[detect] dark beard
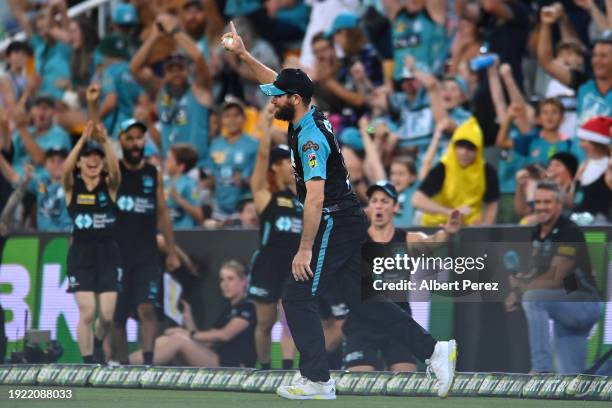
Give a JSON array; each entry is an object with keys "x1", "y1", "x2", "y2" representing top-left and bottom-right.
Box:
[
  {"x1": 122, "y1": 146, "x2": 144, "y2": 165},
  {"x1": 274, "y1": 103, "x2": 295, "y2": 121}
]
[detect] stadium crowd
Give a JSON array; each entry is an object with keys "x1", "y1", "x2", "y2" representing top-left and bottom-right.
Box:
[{"x1": 0, "y1": 0, "x2": 610, "y2": 376}]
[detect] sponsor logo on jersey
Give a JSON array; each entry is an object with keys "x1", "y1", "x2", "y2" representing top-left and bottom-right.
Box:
[
  {"x1": 76, "y1": 194, "x2": 96, "y2": 205},
  {"x1": 308, "y1": 153, "x2": 317, "y2": 168},
  {"x1": 302, "y1": 140, "x2": 319, "y2": 152},
  {"x1": 276, "y1": 197, "x2": 294, "y2": 208}
]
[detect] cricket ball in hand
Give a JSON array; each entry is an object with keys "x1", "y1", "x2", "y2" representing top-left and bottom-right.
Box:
[{"x1": 223, "y1": 37, "x2": 235, "y2": 49}]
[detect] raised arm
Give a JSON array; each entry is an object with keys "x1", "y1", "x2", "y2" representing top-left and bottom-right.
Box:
[
  {"x1": 62, "y1": 122, "x2": 93, "y2": 200},
  {"x1": 358, "y1": 118, "x2": 386, "y2": 183},
  {"x1": 575, "y1": 0, "x2": 610, "y2": 32},
  {"x1": 94, "y1": 124, "x2": 121, "y2": 198},
  {"x1": 381, "y1": 0, "x2": 403, "y2": 20},
  {"x1": 251, "y1": 104, "x2": 274, "y2": 214},
  {"x1": 426, "y1": 0, "x2": 446, "y2": 26},
  {"x1": 499, "y1": 64, "x2": 533, "y2": 133},
  {"x1": 487, "y1": 60, "x2": 507, "y2": 124},
  {"x1": 418, "y1": 120, "x2": 449, "y2": 181},
  {"x1": 14, "y1": 108, "x2": 46, "y2": 166},
  {"x1": 222, "y1": 21, "x2": 278, "y2": 84},
  {"x1": 130, "y1": 22, "x2": 164, "y2": 95},
  {"x1": 495, "y1": 105, "x2": 516, "y2": 149},
  {"x1": 86, "y1": 84, "x2": 101, "y2": 124},
  {"x1": 538, "y1": 6, "x2": 572, "y2": 86},
  {"x1": 8, "y1": 0, "x2": 33, "y2": 38}
]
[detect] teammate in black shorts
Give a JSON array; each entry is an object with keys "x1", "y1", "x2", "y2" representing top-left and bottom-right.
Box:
[
  {"x1": 248, "y1": 103, "x2": 301, "y2": 370},
  {"x1": 111, "y1": 118, "x2": 181, "y2": 365},
  {"x1": 343, "y1": 181, "x2": 461, "y2": 372},
  {"x1": 62, "y1": 119, "x2": 121, "y2": 364},
  {"x1": 223, "y1": 23, "x2": 457, "y2": 399}
]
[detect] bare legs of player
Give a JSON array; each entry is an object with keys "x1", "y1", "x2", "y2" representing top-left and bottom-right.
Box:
[
  {"x1": 137, "y1": 303, "x2": 158, "y2": 363},
  {"x1": 75, "y1": 292, "x2": 96, "y2": 358},
  {"x1": 254, "y1": 302, "x2": 276, "y2": 368}
]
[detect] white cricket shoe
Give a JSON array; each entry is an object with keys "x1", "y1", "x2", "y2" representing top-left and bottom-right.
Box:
[
  {"x1": 276, "y1": 377, "x2": 336, "y2": 400},
  {"x1": 426, "y1": 339, "x2": 457, "y2": 398}
]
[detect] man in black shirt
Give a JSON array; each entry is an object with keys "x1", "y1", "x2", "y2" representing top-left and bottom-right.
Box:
[
  {"x1": 505, "y1": 180, "x2": 602, "y2": 374},
  {"x1": 111, "y1": 118, "x2": 180, "y2": 366}
]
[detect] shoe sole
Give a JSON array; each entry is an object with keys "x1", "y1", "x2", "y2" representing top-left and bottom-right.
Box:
[
  {"x1": 276, "y1": 390, "x2": 336, "y2": 400},
  {"x1": 439, "y1": 339, "x2": 458, "y2": 399}
]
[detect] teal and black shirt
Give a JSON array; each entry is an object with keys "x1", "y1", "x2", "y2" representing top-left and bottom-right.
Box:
[
  {"x1": 258, "y1": 189, "x2": 302, "y2": 251},
  {"x1": 288, "y1": 107, "x2": 359, "y2": 214}
]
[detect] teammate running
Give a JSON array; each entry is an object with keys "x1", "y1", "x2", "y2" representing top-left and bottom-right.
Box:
[
  {"x1": 344, "y1": 181, "x2": 461, "y2": 372},
  {"x1": 111, "y1": 117, "x2": 181, "y2": 365},
  {"x1": 223, "y1": 23, "x2": 457, "y2": 400},
  {"x1": 63, "y1": 120, "x2": 121, "y2": 364},
  {"x1": 248, "y1": 103, "x2": 300, "y2": 370}
]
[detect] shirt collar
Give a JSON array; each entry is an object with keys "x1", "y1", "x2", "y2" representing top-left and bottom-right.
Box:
[{"x1": 295, "y1": 107, "x2": 315, "y2": 130}]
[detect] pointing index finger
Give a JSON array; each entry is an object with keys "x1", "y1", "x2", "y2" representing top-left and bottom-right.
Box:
[{"x1": 229, "y1": 21, "x2": 237, "y2": 35}]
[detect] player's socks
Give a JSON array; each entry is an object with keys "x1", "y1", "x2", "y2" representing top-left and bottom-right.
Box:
[
  {"x1": 93, "y1": 337, "x2": 105, "y2": 364},
  {"x1": 260, "y1": 362, "x2": 271, "y2": 370},
  {"x1": 282, "y1": 359, "x2": 294, "y2": 370},
  {"x1": 94, "y1": 336, "x2": 103, "y2": 350},
  {"x1": 326, "y1": 349, "x2": 342, "y2": 370},
  {"x1": 83, "y1": 355, "x2": 94, "y2": 364},
  {"x1": 143, "y1": 351, "x2": 154, "y2": 365}
]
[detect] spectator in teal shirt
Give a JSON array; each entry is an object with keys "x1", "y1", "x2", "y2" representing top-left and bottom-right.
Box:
[
  {"x1": 390, "y1": 157, "x2": 419, "y2": 228},
  {"x1": 98, "y1": 34, "x2": 146, "y2": 138},
  {"x1": 29, "y1": 5, "x2": 72, "y2": 100},
  {"x1": 130, "y1": 15, "x2": 213, "y2": 168},
  {"x1": 164, "y1": 144, "x2": 203, "y2": 229},
  {"x1": 385, "y1": 0, "x2": 447, "y2": 79},
  {"x1": 11, "y1": 96, "x2": 72, "y2": 176},
  {"x1": 209, "y1": 99, "x2": 259, "y2": 216},
  {"x1": 512, "y1": 98, "x2": 583, "y2": 165}
]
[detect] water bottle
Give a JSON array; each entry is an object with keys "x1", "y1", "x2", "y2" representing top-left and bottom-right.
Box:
[{"x1": 469, "y1": 54, "x2": 498, "y2": 71}]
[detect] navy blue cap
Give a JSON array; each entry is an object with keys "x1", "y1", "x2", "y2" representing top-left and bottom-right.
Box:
[
  {"x1": 367, "y1": 180, "x2": 398, "y2": 202},
  {"x1": 80, "y1": 140, "x2": 105, "y2": 157},
  {"x1": 260, "y1": 68, "x2": 314, "y2": 98},
  {"x1": 269, "y1": 144, "x2": 291, "y2": 168}
]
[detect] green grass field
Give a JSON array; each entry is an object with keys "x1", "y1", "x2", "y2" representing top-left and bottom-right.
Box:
[{"x1": 0, "y1": 386, "x2": 608, "y2": 408}]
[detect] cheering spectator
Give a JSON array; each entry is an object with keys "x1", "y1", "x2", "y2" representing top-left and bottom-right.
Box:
[
  {"x1": 447, "y1": 5, "x2": 482, "y2": 76},
  {"x1": 129, "y1": 260, "x2": 256, "y2": 367},
  {"x1": 180, "y1": 0, "x2": 224, "y2": 62},
  {"x1": 310, "y1": 32, "x2": 343, "y2": 113},
  {"x1": 389, "y1": 156, "x2": 419, "y2": 228},
  {"x1": 97, "y1": 34, "x2": 147, "y2": 138},
  {"x1": 538, "y1": 6, "x2": 612, "y2": 130},
  {"x1": 130, "y1": 13, "x2": 213, "y2": 165},
  {"x1": 0, "y1": 41, "x2": 34, "y2": 113},
  {"x1": 108, "y1": 2, "x2": 141, "y2": 57},
  {"x1": 320, "y1": 13, "x2": 383, "y2": 133},
  {"x1": 66, "y1": 17, "x2": 99, "y2": 101},
  {"x1": 505, "y1": 180, "x2": 602, "y2": 374},
  {"x1": 514, "y1": 163, "x2": 548, "y2": 225},
  {"x1": 164, "y1": 144, "x2": 203, "y2": 229},
  {"x1": 11, "y1": 96, "x2": 71, "y2": 174},
  {"x1": 235, "y1": 197, "x2": 259, "y2": 229},
  {"x1": 11, "y1": 0, "x2": 72, "y2": 101},
  {"x1": 384, "y1": 0, "x2": 446, "y2": 79},
  {"x1": 209, "y1": 98, "x2": 259, "y2": 218},
  {"x1": 412, "y1": 117, "x2": 499, "y2": 226},
  {"x1": 574, "y1": 116, "x2": 612, "y2": 220}
]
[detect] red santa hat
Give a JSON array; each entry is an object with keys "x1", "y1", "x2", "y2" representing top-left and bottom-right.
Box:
[{"x1": 577, "y1": 116, "x2": 612, "y2": 145}]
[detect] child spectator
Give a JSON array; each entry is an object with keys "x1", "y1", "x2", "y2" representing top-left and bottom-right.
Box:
[
  {"x1": 209, "y1": 98, "x2": 259, "y2": 218},
  {"x1": 164, "y1": 143, "x2": 203, "y2": 229},
  {"x1": 389, "y1": 156, "x2": 419, "y2": 228},
  {"x1": 0, "y1": 41, "x2": 34, "y2": 113},
  {"x1": 11, "y1": 96, "x2": 72, "y2": 175}
]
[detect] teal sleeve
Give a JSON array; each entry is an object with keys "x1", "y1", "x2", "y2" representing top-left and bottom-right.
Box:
[{"x1": 300, "y1": 132, "x2": 330, "y2": 181}]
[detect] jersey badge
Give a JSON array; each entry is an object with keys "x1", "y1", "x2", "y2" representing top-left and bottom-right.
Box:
[
  {"x1": 76, "y1": 194, "x2": 96, "y2": 205},
  {"x1": 302, "y1": 140, "x2": 319, "y2": 152},
  {"x1": 308, "y1": 153, "x2": 317, "y2": 168}
]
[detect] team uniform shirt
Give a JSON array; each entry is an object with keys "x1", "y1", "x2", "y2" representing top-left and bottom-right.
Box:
[
  {"x1": 164, "y1": 174, "x2": 200, "y2": 229},
  {"x1": 570, "y1": 70, "x2": 612, "y2": 129},
  {"x1": 391, "y1": 9, "x2": 447, "y2": 79},
  {"x1": 513, "y1": 128, "x2": 583, "y2": 165},
  {"x1": 288, "y1": 107, "x2": 360, "y2": 213},
  {"x1": 28, "y1": 171, "x2": 71, "y2": 232},
  {"x1": 388, "y1": 90, "x2": 434, "y2": 147},
  {"x1": 157, "y1": 85, "x2": 210, "y2": 167},
  {"x1": 213, "y1": 298, "x2": 257, "y2": 367},
  {"x1": 30, "y1": 34, "x2": 71, "y2": 100},
  {"x1": 530, "y1": 216, "x2": 598, "y2": 295},
  {"x1": 66, "y1": 173, "x2": 121, "y2": 294},
  {"x1": 497, "y1": 127, "x2": 529, "y2": 194},
  {"x1": 100, "y1": 61, "x2": 146, "y2": 137},
  {"x1": 115, "y1": 162, "x2": 158, "y2": 261},
  {"x1": 11, "y1": 125, "x2": 72, "y2": 175},
  {"x1": 394, "y1": 183, "x2": 418, "y2": 228},
  {"x1": 209, "y1": 135, "x2": 259, "y2": 214},
  {"x1": 248, "y1": 189, "x2": 303, "y2": 302}
]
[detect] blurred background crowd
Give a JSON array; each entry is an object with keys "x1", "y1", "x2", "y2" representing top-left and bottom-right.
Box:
[{"x1": 0, "y1": 0, "x2": 610, "y2": 231}]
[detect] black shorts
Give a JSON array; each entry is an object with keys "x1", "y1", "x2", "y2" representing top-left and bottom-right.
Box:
[
  {"x1": 67, "y1": 241, "x2": 121, "y2": 293},
  {"x1": 282, "y1": 208, "x2": 368, "y2": 304},
  {"x1": 248, "y1": 247, "x2": 293, "y2": 303},
  {"x1": 113, "y1": 262, "x2": 162, "y2": 324},
  {"x1": 343, "y1": 318, "x2": 417, "y2": 368}
]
